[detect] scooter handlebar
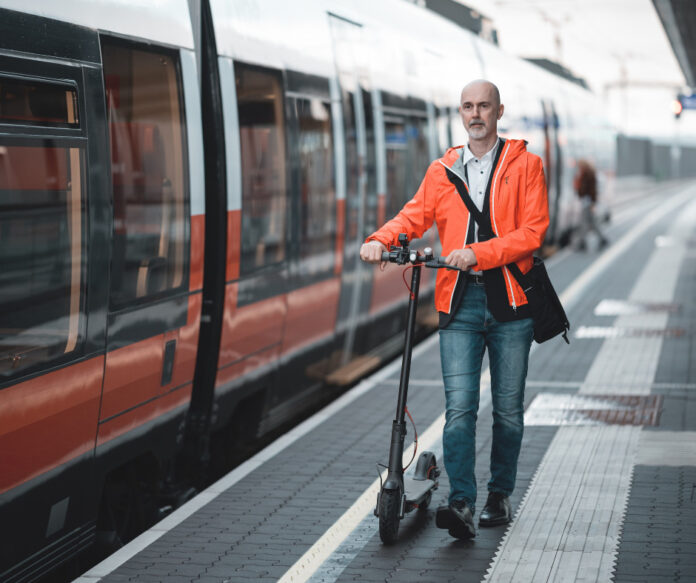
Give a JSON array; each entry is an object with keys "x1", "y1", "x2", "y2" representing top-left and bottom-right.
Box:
[{"x1": 380, "y1": 249, "x2": 463, "y2": 270}]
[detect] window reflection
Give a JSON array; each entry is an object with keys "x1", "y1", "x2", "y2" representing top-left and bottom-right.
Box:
[
  {"x1": 0, "y1": 77, "x2": 78, "y2": 127},
  {"x1": 385, "y1": 119, "x2": 407, "y2": 220},
  {"x1": 362, "y1": 89, "x2": 377, "y2": 238},
  {"x1": 102, "y1": 41, "x2": 188, "y2": 305},
  {"x1": 235, "y1": 64, "x2": 287, "y2": 275},
  {"x1": 296, "y1": 97, "x2": 335, "y2": 273},
  {"x1": 384, "y1": 111, "x2": 429, "y2": 220},
  {"x1": 0, "y1": 144, "x2": 85, "y2": 378}
]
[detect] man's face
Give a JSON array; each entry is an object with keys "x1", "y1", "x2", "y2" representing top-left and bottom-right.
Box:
[{"x1": 459, "y1": 83, "x2": 503, "y2": 141}]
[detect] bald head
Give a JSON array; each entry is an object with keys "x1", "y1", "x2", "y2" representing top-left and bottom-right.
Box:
[
  {"x1": 459, "y1": 80, "x2": 503, "y2": 155},
  {"x1": 461, "y1": 80, "x2": 501, "y2": 108}
]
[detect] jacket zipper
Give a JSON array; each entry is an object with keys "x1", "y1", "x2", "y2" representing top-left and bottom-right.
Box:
[
  {"x1": 439, "y1": 159, "x2": 470, "y2": 313},
  {"x1": 489, "y1": 143, "x2": 517, "y2": 310},
  {"x1": 503, "y1": 267, "x2": 517, "y2": 311},
  {"x1": 441, "y1": 149, "x2": 518, "y2": 311}
]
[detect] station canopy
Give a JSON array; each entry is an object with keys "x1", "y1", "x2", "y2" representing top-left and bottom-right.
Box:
[{"x1": 653, "y1": 0, "x2": 696, "y2": 88}]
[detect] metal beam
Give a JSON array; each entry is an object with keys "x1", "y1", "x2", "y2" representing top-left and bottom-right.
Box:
[{"x1": 652, "y1": 0, "x2": 694, "y2": 87}]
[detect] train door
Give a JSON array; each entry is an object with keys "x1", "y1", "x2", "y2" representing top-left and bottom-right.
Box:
[
  {"x1": 214, "y1": 58, "x2": 289, "y2": 430},
  {"x1": 0, "y1": 12, "x2": 110, "y2": 581},
  {"x1": 97, "y1": 38, "x2": 199, "y2": 469},
  {"x1": 328, "y1": 13, "x2": 378, "y2": 372},
  {"x1": 278, "y1": 70, "x2": 341, "y2": 395}
]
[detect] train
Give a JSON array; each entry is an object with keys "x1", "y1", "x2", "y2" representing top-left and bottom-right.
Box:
[{"x1": 0, "y1": 1, "x2": 615, "y2": 581}]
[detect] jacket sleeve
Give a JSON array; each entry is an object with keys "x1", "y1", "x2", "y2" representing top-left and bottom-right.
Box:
[
  {"x1": 365, "y1": 161, "x2": 438, "y2": 247},
  {"x1": 469, "y1": 155, "x2": 549, "y2": 270}
]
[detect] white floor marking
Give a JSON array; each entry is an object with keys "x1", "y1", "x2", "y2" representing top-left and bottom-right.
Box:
[
  {"x1": 75, "y1": 334, "x2": 440, "y2": 581},
  {"x1": 278, "y1": 411, "x2": 448, "y2": 583},
  {"x1": 483, "y1": 194, "x2": 696, "y2": 582}
]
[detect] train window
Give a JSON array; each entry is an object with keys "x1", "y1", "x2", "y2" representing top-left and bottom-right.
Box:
[
  {"x1": 294, "y1": 96, "x2": 335, "y2": 271},
  {"x1": 235, "y1": 64, "x2": 287, "y2": 275},
  {"x1": 0, "y1": 143, "x2": 86, "y2": 379},
  {"x1": 436, "y1": 106, "x2": 453, "y2": 154},
  {"x1": 362, "y1": 89, "x2": 378, "y2": 237},
  {"x1": 342, "y1": 91, "x2": 360, "y2": 240},
  {"x1": 384, "y1": 117, "x2": 408, "y2": 220},
  {"x1": 407, "y1": 117, "x2": 430, "y2": 195},
  {"x1": 384, "y1": 116, "x2": 429, "y2": 219},
  {"x1": 0, "y1": 77, "x2": 79, "y2": 128},
  {"x1": 102, "y1": 40, "x2": 189, "y2": 306}
]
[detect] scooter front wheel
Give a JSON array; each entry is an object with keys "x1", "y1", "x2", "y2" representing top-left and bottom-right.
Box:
[{"x1": 378, "y1": 488, "x2": 401, "y2": 544}]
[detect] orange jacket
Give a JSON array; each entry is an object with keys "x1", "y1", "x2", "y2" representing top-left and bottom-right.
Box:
[{"x1": 367, "y1": 139, "x2": 549, "y2": 314}]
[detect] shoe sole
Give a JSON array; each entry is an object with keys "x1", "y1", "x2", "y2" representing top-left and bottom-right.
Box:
[
  {"x1": 478, "y1": 515, "x2": 510, "y2": 527},
  {"x1": 436, "y1": 506, "x2": 475, "y2": 539}
]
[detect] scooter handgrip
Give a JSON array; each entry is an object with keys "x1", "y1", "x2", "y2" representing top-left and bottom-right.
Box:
[
  {"x1": 425, "y1": 257, "x2": 463, "y2": 270},
  {"x1": 381, "y1": 251, "x2": 391, "y2": 262}
]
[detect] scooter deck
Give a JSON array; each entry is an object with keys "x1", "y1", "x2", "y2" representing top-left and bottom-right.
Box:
[{"x1": 403, "y1": 476, "x2": 438, "y2": 505}]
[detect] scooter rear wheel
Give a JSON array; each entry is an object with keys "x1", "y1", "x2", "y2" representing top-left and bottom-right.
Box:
[{"x1": 378, "y1": 489, "x2": 401, "y2": 544}]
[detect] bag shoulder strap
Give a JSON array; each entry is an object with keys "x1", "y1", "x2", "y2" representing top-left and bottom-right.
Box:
[
  {"x1": 444, "y1": 165, "x2": 486, "y2": 225},
  {"x1": 444, "y1": 164, "x2": 530, "y2": 289}
]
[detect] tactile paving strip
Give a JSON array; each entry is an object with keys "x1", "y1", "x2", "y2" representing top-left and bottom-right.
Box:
[{"x1": 524, "y1": 393, "x2": 663, "y2": 427}]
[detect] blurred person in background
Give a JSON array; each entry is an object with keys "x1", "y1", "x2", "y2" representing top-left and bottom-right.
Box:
[{"x1": 573, "y1": 159, "x2": 608, "y2": 251}]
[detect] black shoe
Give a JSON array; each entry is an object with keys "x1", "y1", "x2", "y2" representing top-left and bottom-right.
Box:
[
  {"x1": 478, "y1": 492, "x2": 511, "y2": 527},
  {"x1": 436, "y1": 500, "x2": 475, "y2": 539}
]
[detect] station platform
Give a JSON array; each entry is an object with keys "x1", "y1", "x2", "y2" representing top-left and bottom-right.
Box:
[{"x1": 76, "y1": 180, "x2": 696, "y2": 583}]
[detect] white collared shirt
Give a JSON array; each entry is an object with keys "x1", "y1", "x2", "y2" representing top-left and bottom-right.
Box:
[{"x1": 462, "y1": 137, "x2": 499, "y2": 273}]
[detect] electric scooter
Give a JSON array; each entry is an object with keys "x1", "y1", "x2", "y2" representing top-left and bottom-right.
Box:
[{"x1": 374, "y1": 233, "x2": 457, "y2": 544}]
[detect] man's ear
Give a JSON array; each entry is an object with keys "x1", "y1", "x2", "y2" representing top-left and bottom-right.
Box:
[{"x1": 498, "y1": 104, "x2": 505, "y2": 120}]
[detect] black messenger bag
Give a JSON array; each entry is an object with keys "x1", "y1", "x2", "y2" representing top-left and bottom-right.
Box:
[
  {"x1": 506, "y1": 259, "x2": 570, "y2": 344},
  {"x1": 445, "y1": 167, "x2": 570, "y2": 344}
]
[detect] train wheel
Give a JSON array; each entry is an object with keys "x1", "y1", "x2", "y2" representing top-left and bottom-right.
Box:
[{"x1": 95, "y1": 461, "x2": 157, "y2": 557}]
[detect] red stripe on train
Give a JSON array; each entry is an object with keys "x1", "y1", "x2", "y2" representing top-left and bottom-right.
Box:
[
  {"x1": 0, "y1": 357, "x2": 103, "y2": 494},
  {"x1": 226, "y1": 210, "x2": 241, "y2": 282},
  {"x1": 190, "y1": 213, "x2": 205, "y2": 292},
  {"x1": 217, "y1": 283, "x2": 285, "y2": 372}
]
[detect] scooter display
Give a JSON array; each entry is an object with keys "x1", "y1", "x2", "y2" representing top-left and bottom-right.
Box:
[{"x1": 374, "y1": 234, "x2": 458, "y2": 544}]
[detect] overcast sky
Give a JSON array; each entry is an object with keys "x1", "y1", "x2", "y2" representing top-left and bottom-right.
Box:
[{"x1": 459, "y1": 0, "x2": 696, "y2": 143}]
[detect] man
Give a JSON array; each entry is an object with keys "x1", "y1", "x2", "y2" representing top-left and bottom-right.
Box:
[
  {"x1": 360, "y1": 80, "x2": 549, "y2": 540},
  {"x1": 573, "y1": 158, "x2": 608, "y2": 251}
]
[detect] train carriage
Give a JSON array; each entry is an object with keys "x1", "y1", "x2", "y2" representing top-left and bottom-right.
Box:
[{"x1": 0, "y1": 1, "x2": 614, "y2": 581}]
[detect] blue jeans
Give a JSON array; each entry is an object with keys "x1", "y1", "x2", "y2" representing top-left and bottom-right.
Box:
[{"x1": 439, "y1": 280, "x2": 534, "y2": 512}]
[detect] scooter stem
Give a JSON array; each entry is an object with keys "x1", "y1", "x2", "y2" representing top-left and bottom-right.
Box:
[
  {"x1": 395, "y1": 264, "x2": 421, "y2": 422},
  {"x1": 385, "y1": 264, "x2": 421, "y2": 485}
]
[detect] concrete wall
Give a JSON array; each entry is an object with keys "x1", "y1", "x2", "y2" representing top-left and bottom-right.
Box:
[
  {"x1": 679, "y1": 146, "x2": 696, "y2": 178},
  {"x1": 617, "y1": 135, "x2": 652, "y2": 177},
  {"x1": 651, "y1": 144, "x2": 672, "y2": 180},
  {"x1": 617, "y1": 134, "x2": 696, "y2": 179}
]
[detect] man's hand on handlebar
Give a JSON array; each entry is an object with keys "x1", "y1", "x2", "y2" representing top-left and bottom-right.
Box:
[
  {"x1": 360, "y1": 240, "x2": 388, "y2": 270},
  {"x1": 445, "y1": 247, "x2": 477, "y2": 271}
]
